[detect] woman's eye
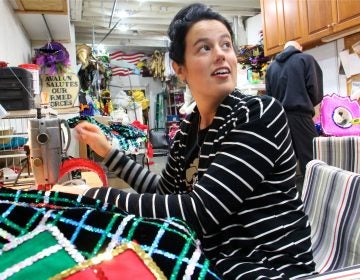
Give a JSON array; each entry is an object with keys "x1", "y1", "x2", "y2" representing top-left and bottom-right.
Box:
[
  {"x1": 222, "y1": 42, "x2": 232, "y2": 49},
  {"x1": 199, "y1": 45, "x2": 210, "y2": 52}
]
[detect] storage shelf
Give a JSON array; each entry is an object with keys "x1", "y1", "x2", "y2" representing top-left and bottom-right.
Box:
[
  {"x1": 168, "y1": 89, "x2": 184, "y2": 94},
  {"x1": 0, "y1": 153, "x2": 26, "y2": 159}
]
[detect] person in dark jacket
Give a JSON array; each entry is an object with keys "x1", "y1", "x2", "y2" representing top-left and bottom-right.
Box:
[{"x1": 265, "y1": 41, "x2": 323, "y2": 182}]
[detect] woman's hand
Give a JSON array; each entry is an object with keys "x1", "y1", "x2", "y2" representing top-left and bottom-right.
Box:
[{"x1": 74, "y1": 121, "x2": 112, "y2": 158}]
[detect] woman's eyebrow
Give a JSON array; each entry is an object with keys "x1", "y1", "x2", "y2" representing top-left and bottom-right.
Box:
[
  {"x1": 193, "y1": 37, "x2": 208, "y2": 47},
  {"x1": 193, "y1": 33, "x2": 231, "y2": 47}
]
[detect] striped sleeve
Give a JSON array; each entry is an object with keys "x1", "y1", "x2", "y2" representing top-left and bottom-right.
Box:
[
  {"x1": 84, "y1": 97, "x2": 293, "y2": 236},
  {"x1": 101, "y1": 149, "x2": 159, "y2": 193}
]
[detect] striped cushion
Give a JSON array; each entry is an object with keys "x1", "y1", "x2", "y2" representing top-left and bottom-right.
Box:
[
  {"x1": 302, "y1": 160, "x2": 360, "y2": 273},
  {"x1": 303, "y1": 264, "x2": 360, "y2": 279},
  {"x1": 313, "y1": 136, "x2": 360, "y2": 173}
]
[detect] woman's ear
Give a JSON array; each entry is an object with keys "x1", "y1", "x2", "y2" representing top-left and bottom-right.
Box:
[{"x1": 172, "y1": 61, "x2": 186, "y2": 82}]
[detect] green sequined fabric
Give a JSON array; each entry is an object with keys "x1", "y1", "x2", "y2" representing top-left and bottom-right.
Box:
[
  {"x1": 67, "y1": 116, "x2": 146, "y2": 151},
  {"x1": 0, "y1": 188, "x2": 220, "y2": 279}
]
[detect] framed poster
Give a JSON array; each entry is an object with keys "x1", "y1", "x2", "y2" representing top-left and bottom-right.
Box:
[{"x1": 40, "y1": 73, "x2": 80, "y2": 109}]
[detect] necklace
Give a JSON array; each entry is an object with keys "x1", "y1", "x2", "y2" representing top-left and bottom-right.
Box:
[{"x1": 196, "y1": 115, "x2": 202, "y2": 150}]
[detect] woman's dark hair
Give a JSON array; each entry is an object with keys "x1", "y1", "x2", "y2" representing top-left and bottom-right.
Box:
[{"x1": 168, "y1": 3, "x2": 234, "y2": 65}]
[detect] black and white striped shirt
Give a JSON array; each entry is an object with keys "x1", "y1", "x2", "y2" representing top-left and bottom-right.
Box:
[{"x1": 84, "y1": 90, "x2": 316, "y2": 279}]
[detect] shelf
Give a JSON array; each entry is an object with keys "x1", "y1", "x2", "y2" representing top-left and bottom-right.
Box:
[
  {"x1": 165, "y1": 79, "x2": 185, "y2": 127},
  {"x1": 0, "y1": 133, "x2": 27, "y2": 139},
  {"x1": 0, "y1": 153, "x2": 26, "y2": 159},
  {"x1": 168, "y1": 89, "x2": 184, "y2": 94},
  {"x1": 3, "y1": 107, "x2": 80, "y2": 119}
]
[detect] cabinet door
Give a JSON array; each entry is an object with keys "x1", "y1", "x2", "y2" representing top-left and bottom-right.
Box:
[
  {"x1": 261, "y1": 0, "x2": 284, "y2": 56},
  {"x1": 261, "y1": 0, "x2": 304, "y2": 56},
  {"x1": 333, "y1": 0, "x2": 360, "y2": 32},
  {"x1": 303, "y1": 0, "x2": 334, "y2": 41},
  {"x1": 282, "y1": 0, "x2": 304, "y2": 42}
]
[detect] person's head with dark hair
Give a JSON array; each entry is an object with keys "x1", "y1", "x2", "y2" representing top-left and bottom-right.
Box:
[
  {"x1": 168, "y1": 3, "x2": 234, "y2": 65},
  {"x1": 168, "y1": 3, "x2": 238, "y2": 116}
]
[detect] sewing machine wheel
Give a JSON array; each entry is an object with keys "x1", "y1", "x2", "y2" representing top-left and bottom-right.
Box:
[{"x1": 58, "y1": 158, "x2": 108, "y2": 187}]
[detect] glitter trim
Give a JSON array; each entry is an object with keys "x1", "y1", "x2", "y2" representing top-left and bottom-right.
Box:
[
  {"x1": 50, "y1": 242, "x2": 167, "y2": 280},
  {"x1": 1, "y1": 245, "x2": 62, "y2": 279},
  {"x1": 1, "y1": 225, "x2": 84, "y2": 263}
]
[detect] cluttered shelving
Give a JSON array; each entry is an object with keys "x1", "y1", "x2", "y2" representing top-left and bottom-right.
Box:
[
  {"x1": 165, "y1": 78, "x2": 186, "y2": 134},
  {"x1": 0, "y1": 111, "x2": 33, "y2": 188}
]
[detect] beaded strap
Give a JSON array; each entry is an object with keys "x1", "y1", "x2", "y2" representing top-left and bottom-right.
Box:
[{"x1": 67, "y1": 116, "x2": 146, "y2": 151}]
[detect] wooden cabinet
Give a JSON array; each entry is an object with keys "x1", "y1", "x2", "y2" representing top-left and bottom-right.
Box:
[
  {"x1": 333, "y1": 0, "x2": 360, "y2": 32},
  {"x1": 260, "y1": 0, "x2": 283, "y2": 56},
  {"x1": 303, "y1": 0, "x2": 360, "y2": 41},
  {"x1": 261, "y1": 0, "x2": 304, "y2": 56},
  {"x1": 261, "y1": 0, "x2": 360, "y2": 56},
  {"x1": 302, "y1": 0, "x2": 334, "y2": 41}
]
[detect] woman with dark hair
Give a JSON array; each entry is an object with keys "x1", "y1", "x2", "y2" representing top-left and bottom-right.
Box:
[{"x1": 74, "y1": 3, "x2": 316, "y2": 279}]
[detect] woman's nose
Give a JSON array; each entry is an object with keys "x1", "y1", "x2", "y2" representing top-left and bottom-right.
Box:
[{"x1": 214, "y1": 46, "x2": 225, "y2": 62}]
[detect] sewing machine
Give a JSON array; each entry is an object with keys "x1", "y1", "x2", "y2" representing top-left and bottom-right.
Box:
[
  {"x1": 28, "y1": 109, "x2": 108, "y2": 190},
  {"x1": 28, "y1": 109, "x2": 70, "y2": 190}
]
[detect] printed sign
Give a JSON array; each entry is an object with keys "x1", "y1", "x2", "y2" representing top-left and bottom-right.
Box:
[{"x1": 40, "y1": 73, "x2": 79, "y2": 108}]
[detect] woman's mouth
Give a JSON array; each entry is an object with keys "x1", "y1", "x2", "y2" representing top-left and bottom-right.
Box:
[{"x1": 212, "y1": 68, "x2": 230, "y2": 76}]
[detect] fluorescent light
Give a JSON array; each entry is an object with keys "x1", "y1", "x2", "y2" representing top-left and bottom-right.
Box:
[
  {"x1": 118, "y1": 24, "x2": 129, "y2": 32},
  {"x1": 117, "y1": 10, "x2": 129, "y2": 18},
  {"x1": 95, "y1": 44, "x2": 106, "y2": 54}
]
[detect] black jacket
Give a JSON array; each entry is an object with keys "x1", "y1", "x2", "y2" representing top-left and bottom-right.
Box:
[{"x1": 265, "y1": 46, "x2": 323, "y2": 116}]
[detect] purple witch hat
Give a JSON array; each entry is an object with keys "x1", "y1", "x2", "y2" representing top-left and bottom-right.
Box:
[{"x1": 33, "y1": 41, "x2": 71, "y2": 75}]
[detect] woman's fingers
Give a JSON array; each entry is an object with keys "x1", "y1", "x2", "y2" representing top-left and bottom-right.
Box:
[
  {"x1": 74, "y1": 121, "x2": 111, "y2": 158},
  {"x1": 75, "y1": 122, "x2": 101, "y2": 142},
  {"x1": 76, "y1": 121, "x2": 102, "y2": 133}
]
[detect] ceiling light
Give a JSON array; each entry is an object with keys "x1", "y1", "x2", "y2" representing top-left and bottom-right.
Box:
[
  {"x1": 117, "y1": 10, "x2": 129, "y2": 18},
  {"x1": 95, "y1": 44, "x2": 106, "y2": 55},
  {"x1": 118, "y1": 24, "x2": 129, "y2": 32}
]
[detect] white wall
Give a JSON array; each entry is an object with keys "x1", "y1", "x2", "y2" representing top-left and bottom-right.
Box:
[
  {"x1": 0, "y1": 1, "x2": 32, "y2": 66},
  {"x1": 305, "y1": 40, "x2": 347, "y2": 96},
  {"x1": 245, "y1": 14, "x2": 263, "y2": 45}
]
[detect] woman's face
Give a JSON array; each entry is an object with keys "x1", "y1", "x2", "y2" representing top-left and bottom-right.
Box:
[{"x1": 174, "y1": 20, "x2": 237, "y2": 102}]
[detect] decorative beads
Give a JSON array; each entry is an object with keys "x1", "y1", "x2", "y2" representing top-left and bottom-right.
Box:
[
  {"x1": 0, "y1": 189, "x2": 221, "y2": 279},
  {"x1": 106, "y1": 214, "x2": 134, "y2": 252},
  {"x1": 66, "y1": 116, "x2": 146, "y2": 151},
  {"x1": 1, "y1": 244, "x2": 62, "y2": 279},
  {"x1": 50, "y1": 242, "x2": 167, "y2": 280},
  {"x1": 0, "y1": 225, "x2": 84, "y2": 279}
]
